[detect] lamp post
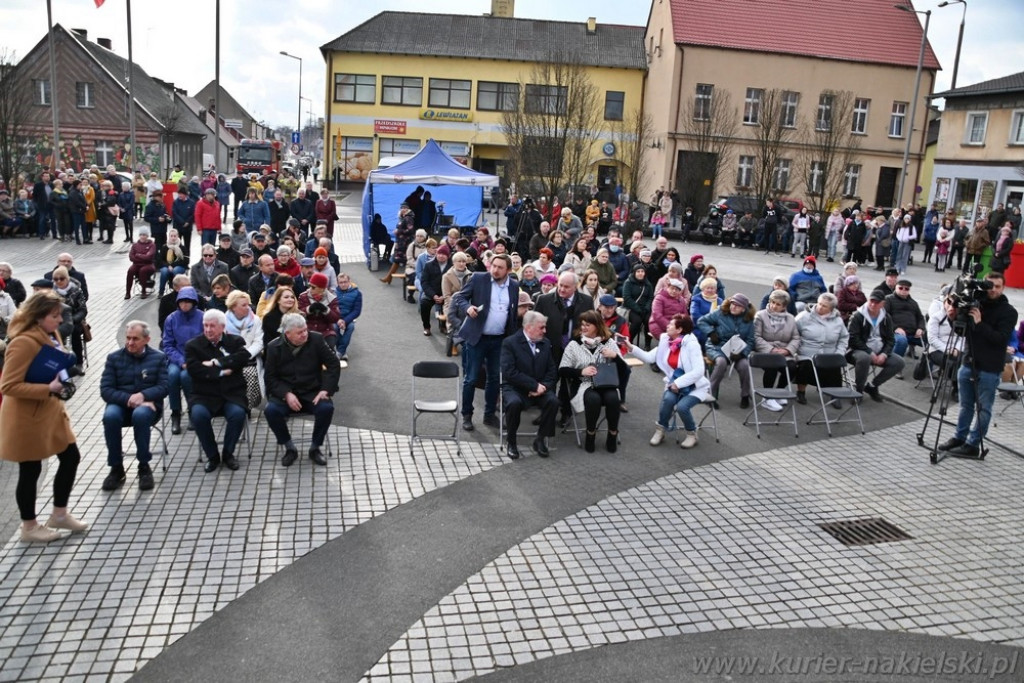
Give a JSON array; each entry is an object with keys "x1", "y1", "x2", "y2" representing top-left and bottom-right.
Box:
[
  {"x1": 279, "y1": 51, "x2": 302, "y2": 137},
  {"x1": 937, "y1": 0, "x2": 967, "y2": 89},
  {"x1": 894, "y1": 4, "x2": 930, "y2": 210}
]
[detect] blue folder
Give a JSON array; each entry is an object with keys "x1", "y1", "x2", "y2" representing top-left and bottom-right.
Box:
[{"x1": 24, "y1": 343, "x2": 77, "y2": 384}]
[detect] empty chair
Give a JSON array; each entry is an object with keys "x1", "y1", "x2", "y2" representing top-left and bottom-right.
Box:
[
  {"x1": 410, "y1": 361, "x2": 461, "y2": 456},
  {"x1": 805, "y1": 353, "x2": 865, "y2": 436},
  {"x1": 994, "y1": 354, "x2": 1024, "y2": 427},
  {"x1": 744, "y1": 353, "x2": 799, "y2": 438}
]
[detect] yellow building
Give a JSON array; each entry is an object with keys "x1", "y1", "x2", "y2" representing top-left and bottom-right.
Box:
[{"x1": 319, "y1": 12, "x2": 646, "y2": 198}]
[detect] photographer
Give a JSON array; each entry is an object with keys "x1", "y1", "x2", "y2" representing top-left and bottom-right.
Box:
[{"x1": 939, "y1": 271, "x2": 1019, "y2": 456}]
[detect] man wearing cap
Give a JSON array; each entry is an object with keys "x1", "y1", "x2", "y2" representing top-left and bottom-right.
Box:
[
  {"x1": 884, "y1": 279, "x2": 925, "y2": 360},
  {"x1": 215, "y1": 232, "x2": 239, "y2": 269},
  {"x1": 230, "y1": 248, "x2": 258, "y2": 291},
  {"x1": 171, "y1": 187, "x2": 196, "y2": 258},
  {"x1": 420, "y1": 243, "x2": 451, "y2": 336},
  {"x1": 298, "y1": 272, "x2": 341, "y2": 348},
  {"x1": 500, "y1": 310, "x2": 559, "y2": 459},
  {"x1": 846, "y1": 290, "x2": 906, "y2": 401},
  {"x1": 787, "y1": 256, "x2": 827, "y2": 312},
  {"x1": 249, "y1": 231, "x2": 273, "y2": 261},
  {"x1": 194, "y1": 187, "x2": 221, "y2": 247},
  {"x1": 169, "y1": 164, "x2": 185, "y2": 184},
  {"x1": 875, "y1": 268, "x2": 899, "y2": 298}
]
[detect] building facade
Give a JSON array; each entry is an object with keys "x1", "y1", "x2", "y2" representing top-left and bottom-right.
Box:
[
  {"x1": 642, "y1": 0, "x2": 940, "y2": 213},
  {"x1": 927, "y1": 71, "x2": 1024, "y2": 223},
  {"x1": 320, "y1": 12, "x2": 645, "y2": 198}
]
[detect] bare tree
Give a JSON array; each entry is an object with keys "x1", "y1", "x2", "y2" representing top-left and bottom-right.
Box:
[
  {"x1": 0, "y1": 49, "x2": 32, "y2": 186},
  {"x1": 501, "y1": 50, "x2": 601, "y2": 200},
  {"x1": 675, "y1": 87, "x2": 738, "y2": 208},
  {"x1": 749, "y1": 88, "x2": 796, "y2": 205},
  {"x1": 611, "y1": 107, "x2": 654, "y2": 203},
  {"x1": 796, "y1": 89, "x2": 862, "y2": 214}
]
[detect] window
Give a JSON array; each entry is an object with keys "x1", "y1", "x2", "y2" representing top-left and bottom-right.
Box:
[
  {"x1": 852, "y1": 98, "x2": 870, "y2": 134},
  {"x1": 736, "y1": 155, "x2": 754, "y2": 187},
  {"x1": 772, "y1": 159, "x2": 791, "y2": 193},
  {"x1": 381, "y1": 76, "x2": 422, "y2": 106},
  {"x1": 94, "y1": 140, "x2": 115, "y2": 167},
  {"x1": 429, "y1": 78, "x2": 471, "y2": 109},
  {"x1": 743, "y1": 88, "x2": 763, "y2": 125},
  {"x1": 816, "y1": 93, "x2": 833, "y2": 131},
  {"x1": 843, "y1": 164, "x2": 861, "y2": 197},
  {"x1": 75, "y1": 82, "x2": 94, "y2": 108},
  {"x1": 334, "y1": 74, "x2": 375, "y2": 103},
  {"x1": 964, "y1": 112, "x2": 988, "y2": 145},
  {"x1": 780, "y1": 91, "x2": 799, "y2": 128},
  {"x1": 34, "y1": 79, "x2": 51, "y2": 106},
  {"x1": 808, "y1": 161, "x2": 824, "y2": 195},
  {"x1": 604, "y1": 91, "x2": 624, "y2": 121},
  {"x1": 378, "y1": 138, "x2": 421, "y2": 157},
  {"x1": 694, "y1": 84, "x2": 713, "y2": 121},
  {"x1": 889, "y1": 102, "x2": 907, "y2": 138},
  {"x1": 477, "y1": 81, "x2": 518, "y2": 112},
  {"x1": 525, "y1": 84, "x2": 567, "y2": 116},
  {"x1": 1011, "y1": 111, "x2": 1024, "y2": 145}
]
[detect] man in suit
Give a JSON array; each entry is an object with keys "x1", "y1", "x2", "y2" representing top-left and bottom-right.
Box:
[
  {"x1": 189, "y1": 244, "x2": 230, "y2": 298},
  {"x1": 451, "y1": 253, "x2": 520, "y2": 432},
  {"x1": 248, "y1": 254, "x2": 280, "y2": 304},
  {"x1": 33, "y1": 171, "x2": 54, "y2": 239},
  {"x1": 533, "y1": 270, "x2": 594, "y2": 422},
  {"x1": 185, "y1": 309, "x2": 252, "y2": 472},
  {"x1": 500, "y1": 311, "x2": 559, "y2": 460},
  {"x1": 44, "y1": 253, "x2": 89, "y2": 300}
]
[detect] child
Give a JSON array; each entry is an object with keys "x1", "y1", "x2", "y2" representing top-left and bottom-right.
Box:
[{"x1": 650, "y1": 209, "x2": 666, "y2": 239}]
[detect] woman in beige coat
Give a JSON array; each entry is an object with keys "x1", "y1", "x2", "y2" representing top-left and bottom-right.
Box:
[{"x1": 0, "y1": 291, "x2": 87, "y2": 543}]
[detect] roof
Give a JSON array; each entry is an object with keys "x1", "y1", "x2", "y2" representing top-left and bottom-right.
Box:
[
  {"x1": 669, "y1": 0, "x2": 940, "y2": 70},
  {"x1": 179, "y1": 93, "x2": 241, "y2": 148},
  {"x1": 368, "y1": 139, "x2": 499, "y2": 186},
  {"x1": 321, "y1": 11, "x2": 647, "y2": 70},
  {"x1": 67, "y1": 26, "x2": 208, "y2": 137},
  {"x1": 932, "y1": 71, "x2": 1024, "y2": 99},
  {"x1": 195, "y1": 80, "x2": 257, "y2": 125}
]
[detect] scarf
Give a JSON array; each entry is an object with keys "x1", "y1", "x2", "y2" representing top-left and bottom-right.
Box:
[
  {"x1": 996, "y1": 234, "x2": 1010, "y2": 253},
  {"x1": 225, "y1": 309, "x2": 252, "y2": 336}
]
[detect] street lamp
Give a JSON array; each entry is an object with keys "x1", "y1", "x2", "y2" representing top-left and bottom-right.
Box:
[
  {"x1": 937, "y1": 0, "x2": 967, "y2": 89},
  {"x1": 279, "y1": 51, "x2": 302, "y2": 137},
  {"x1": 894, "y1": 4, "x2": 931, "y2": 209}
]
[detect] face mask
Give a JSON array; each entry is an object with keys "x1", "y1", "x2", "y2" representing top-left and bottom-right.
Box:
[
  {"x1": 686, "y1": 212, "x2": 692, "y2": 216},
  {"x1": 663, "y1": 259, "x2": 671, "y2": 267},
  {"x1": 803, "y1": 266, "x2": 814, "y2": 274},
  {"x1": 609, "y1": 245, "x2": 620, "y2": 253}
]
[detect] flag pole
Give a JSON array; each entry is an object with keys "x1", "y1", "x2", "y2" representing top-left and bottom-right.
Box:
[
  {"x1": 126, "y1": 0, "x2": 137, "y2": 173},
  {"x1": 215, "y1": 0, "x2": 221, "y2": 172},
  {"x1": 45, "y1": 0, "x2": 61, "y2": 171}
]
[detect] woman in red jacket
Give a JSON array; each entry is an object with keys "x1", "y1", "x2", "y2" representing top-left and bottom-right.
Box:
[
  {"x1": 315, "y1": 189, "x2": 338, "y2": 238},
  {"x1": 194, "y1": 187, "x2": 222, "y2": 246}
]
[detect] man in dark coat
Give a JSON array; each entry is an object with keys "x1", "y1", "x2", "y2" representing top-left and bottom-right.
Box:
[
  {"x1": 44, "y1": 253, "x2": 89, "y2": 301},
  {"x1": 263, "y1": 313, "x2": 341, "y2": 467},
  {"x1": 846, "y1": 290, "x2": 905, "y2": 401},
  {"x1": 230, "y1": 173, "x2": 249, "y2": 217},
  {"x1": 533, "y1": 270, "x2": 595, "y2": 422},
  {"x1": 230, "y1": 248, "x2": 259, "y2": 291},
  {"x1": 185, "y1": 309, "x2": 251, "y2": 472},
  {"x1": 500, "y1": 310, "x2": 559, "y2": 460}
]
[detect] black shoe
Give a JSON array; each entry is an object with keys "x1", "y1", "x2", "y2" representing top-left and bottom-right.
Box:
[
  {"x1": 864, "y1": 384, "x2": 882, "y2": 402},
  {"x1": 740, "y1": 396, "x2": 751, "y2": 410},
  {"x1": 948, "y1": 442, "x2": 980, "y2": 457},
  {"x1": 204, "y1": 458, "x2": 220, "y2": 473},
  {"x1": 938, "y1": 437, "x2": 964, "y2": 452},
  {"x1": 101, "y1": 467, "x2": 126, "y2": 491},
  {"x1": 531, "y1": 415, "x2": 542, "y2": 426},
  {"x1": 308, "y1": 448, "x2": 327, "y2": 466},
  {"x1": 584, "y1": 431, "x2": 596, "y2": 453},
  {"x1": 795, "y1": 391, "x2": 807, "y2": 405},
  {"x1": 533, "y1": 437, "x2": 549, "y2": 457},
  {"x1": 171, "y1": 412, "x2": 182, "y2": 435},
  {"x1": 559, "y1": 413, "x2": 573, "y2": 429},
  {"x1": 506, "y1": 442, "x2": 521, "y2": 460},
  {"x1": 281, "y1": 448, "x2": 298, "y2": 467},
  {"x1": 1000, "y1": 391, "x2": 1016, "y2": 400},
  {"x1": 482, "y1": 413, "x2": 500, "y2": 428},
  {"x1": 650, "y1": 362, "x2": 660, "y2": 373},
  {"x1": 222, "y1": 454, "x2": 239, "y2": 470},
  {"x1": 606, "y1": 433, "x2": 618, "y2": 453},
  {"x1": 138, "y1": 463, "x2": 154, "y2": 491},
  {"x1": 462, "y1": 417, "x2": 474, "y2": 432}
]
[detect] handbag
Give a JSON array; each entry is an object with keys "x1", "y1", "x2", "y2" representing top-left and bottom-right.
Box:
[
  {"x1": 592, "y1": 362, "x2": 619, "y2": 389},
  {"x1": 81, "y1": 321, "x2": 93, "y2": 343}
]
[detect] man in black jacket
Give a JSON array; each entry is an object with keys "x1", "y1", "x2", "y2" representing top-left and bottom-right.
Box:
[
  {"x1": 940, "y1": 272, "x2": 1019, "y2": 456},
  {"x1": 289, "y1": 188, "x2": 315, "y2": 236},
  {"x1": 500, "y1": 310, "x2": 559, "y2": 460},
  {"x1": 230, "y1": 173, "x2": 249, "y2": 218},
  {"x1": 846, "y1": 290, "x2": 906, "y2": 401},
  {"x1": 247, "y1": 254, "x2": 279, "y2": 304},
  {"x1": 419, "y1": 244, "x2": 450, "y2": 335},
  {"x1": 185, "y1": 309, "x2": 251, "y2": 472},
  {"x1": 884, "y1": 279, "x2": 925, "y2": 359},
  {"x1": 215, "y1": 232, "x2": 239, "y2": 270},
  {"x1": 230, "y1": 248, "x2": 258, "y2": 291},
  {"x1": 533, "y1": 271, "x2": 594, "y2": 422},
  {"x1": 44, "y1": 253, "x2": 89, "y2": 301},
  {"x1": 264, "y1": 313, "x2": 341, "y2": 467}
]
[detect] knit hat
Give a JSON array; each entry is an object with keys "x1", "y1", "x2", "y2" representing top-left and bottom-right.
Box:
[
  {"x1": 668, "y1": 278, "x2": 685, "y2": 290},
  {"x1": 639, "y1": 249, "x2": 652, "y2": 258},
  {"x1": 539, "y1": 273, "x2": 558, "y2": 285},
  {"x1": 803, "y1": 255, "x2": 816, "y2": 266},
  {"x1": 690, "y1": 254, "x2": 703, "y2": 264},
  {"x1": 309, "y1": 272, "x2": 329, "y2": 289},
  {"x1": 844, "y1": 275, "x2": 860, "y2": 287},
  {"x1": 314, "y1": 247, "x2": 328, "y2": 258},
  {"x1": 731, "y1": 293, "x2": 750, "y2": 309},
  {"x1": 436, "y1": 244, "x2": 451, "y2": 257}
]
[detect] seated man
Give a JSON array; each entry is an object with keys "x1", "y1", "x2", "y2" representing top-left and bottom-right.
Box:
[
  {"x1": 846, "y1": 290, "x2": 906, "y2": 402},
  {"x1": 185, "y1": 309, "x2": 251, "y2": 472},
  {"x1": 99, "y1": 320, "x2": 168, "y2": 492},
  {"x1": 264, "y1": 313, "x2": 341, "y2": 467},
  {"x1": 884, "y1": 278, "x2": 925, "y2": 359},
  {"x1": 44, "y1": 252, "x2": 89, "y2": 301},
  {"x1": 499, "y1": 310, "x2": 559, "y2": 460}
]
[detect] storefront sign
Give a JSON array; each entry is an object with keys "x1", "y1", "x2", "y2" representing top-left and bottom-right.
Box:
[
  {"x1": 375, "y1": 119, "x2": 407, "y2": 135},
  {"x1": 420, "y1": 109, "x2": 473, "y2": 122}
]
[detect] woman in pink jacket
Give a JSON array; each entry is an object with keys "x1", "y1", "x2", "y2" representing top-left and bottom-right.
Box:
[{"x1": 648, "y1": 278, "x2": 689, "y2": 338}]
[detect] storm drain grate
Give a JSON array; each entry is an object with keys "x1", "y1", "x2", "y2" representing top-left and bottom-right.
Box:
[{"x1": 818, "y1": 517, "x2": 914, "y2": 547}]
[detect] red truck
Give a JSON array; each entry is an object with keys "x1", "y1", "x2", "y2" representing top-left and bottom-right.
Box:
[{"x1": 236, "y1": 139, "x2": 282, "y2": 177}]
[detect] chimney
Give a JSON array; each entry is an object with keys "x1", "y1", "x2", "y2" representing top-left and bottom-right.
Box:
[
  {"x1": 586, "y1": 17, "x2": 596, "y2": 35},
  {"x1": 71, "y1": 28, "x2": 88, "y2": 41},
  {"x1": 97, "y1": 37, "x2": 112, "y2": 50}
]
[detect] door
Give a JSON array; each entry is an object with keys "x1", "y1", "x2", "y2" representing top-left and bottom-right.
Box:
[
  {"x1": 597, "y1": 165, "x2": 617, "y2": 204},
  {"x1": 1004, "y1": 185, "x2": 1024, "y2": 213},
  {"x1": 875, "y1": 167, "x2": 899, "y2": 208}
]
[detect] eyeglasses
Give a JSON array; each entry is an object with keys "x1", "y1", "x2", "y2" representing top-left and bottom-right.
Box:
[
  {"x1": 897, "y1": 286, "x2": 910, "y2": 291},
  {"x1": 203, "y1": 253, "x2": 216, "y2": 258}
]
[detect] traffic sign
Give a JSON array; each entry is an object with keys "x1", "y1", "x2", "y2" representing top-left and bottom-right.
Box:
[
  {"x1": 290, "y1": 143, "x2": 300, "y2": 154},
  {"x1": 291, "y1": 131, "x2": 301, "y2": 144}
]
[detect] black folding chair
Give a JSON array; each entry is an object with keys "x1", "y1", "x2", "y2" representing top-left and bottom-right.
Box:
[
  {"x1": 410, "y1": 361, "x2": 461, "y2": 456},
  {"x1": 805, "y1": 353, "x2": 865, "y2": 436},
  {"x1": 743, "y1": 353, "x2": 799, "y2": 438}
]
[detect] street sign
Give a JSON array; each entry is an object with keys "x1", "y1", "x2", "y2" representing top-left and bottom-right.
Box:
[
  {"x1": 224, "y1": 119, "x2": 243, "y2": 129},
  {"x1": 291, "y1": 131, "x2": 301, "y2": 144},
  {"x1": 290, "y1": 143, "x2": 300, "y2": 154}
]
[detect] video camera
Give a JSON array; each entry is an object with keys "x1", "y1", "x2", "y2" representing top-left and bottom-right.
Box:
[{"x1": 948, "y1": 265, "x2": 993, "y2": 327}]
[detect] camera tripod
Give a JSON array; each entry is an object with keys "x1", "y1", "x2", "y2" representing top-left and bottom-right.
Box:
[{"x1": 916, "y1": 316, "x2": 988, "y2": 463}]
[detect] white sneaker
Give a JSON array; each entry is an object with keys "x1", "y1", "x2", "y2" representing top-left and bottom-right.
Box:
[
  {"x1": 760, "y1": 398, "x2": 783, "y2": 412},
  {"x1": 777, "y1": 398, "x2": 788, "y2": 406}
]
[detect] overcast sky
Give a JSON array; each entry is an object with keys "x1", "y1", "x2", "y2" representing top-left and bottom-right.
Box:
[{"x1": 5, "y1": 0, "x2": 1021, "y2": 129}]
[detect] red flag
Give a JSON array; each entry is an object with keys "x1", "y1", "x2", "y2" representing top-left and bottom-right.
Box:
[{"x1": 95, "y1": 0, "x2": 105, "y2": 6}]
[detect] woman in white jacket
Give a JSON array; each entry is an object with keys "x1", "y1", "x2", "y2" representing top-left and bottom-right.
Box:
[
  {"x1": 224, "y1": 290, "x2": 265, "y2": 410},
  {"x1": 627, "y1": 313, "x2": 710, "y2": 449}
]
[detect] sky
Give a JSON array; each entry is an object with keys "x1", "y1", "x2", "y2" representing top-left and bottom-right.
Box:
[{"x1": 4, "y1": 0, "x2": 1022, "y2": 129}]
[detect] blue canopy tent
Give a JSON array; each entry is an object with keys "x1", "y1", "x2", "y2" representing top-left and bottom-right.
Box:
[{"x1": 361, "y1": 139, "x2": 499, "y2": 268}]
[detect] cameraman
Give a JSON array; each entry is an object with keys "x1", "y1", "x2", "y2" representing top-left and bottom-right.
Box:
[{"x1": 940, "y1": 271, "x2": 1018, "y2": 456}]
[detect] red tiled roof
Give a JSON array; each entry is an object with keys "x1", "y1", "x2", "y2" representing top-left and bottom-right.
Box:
[{"x1": 670, "y1": 0, "x2": 940, "y2": 70}]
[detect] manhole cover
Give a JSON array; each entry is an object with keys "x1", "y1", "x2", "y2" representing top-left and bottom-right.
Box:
[{"x1": 818, "y1": 517, "x2": 913, "y2": 547}]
